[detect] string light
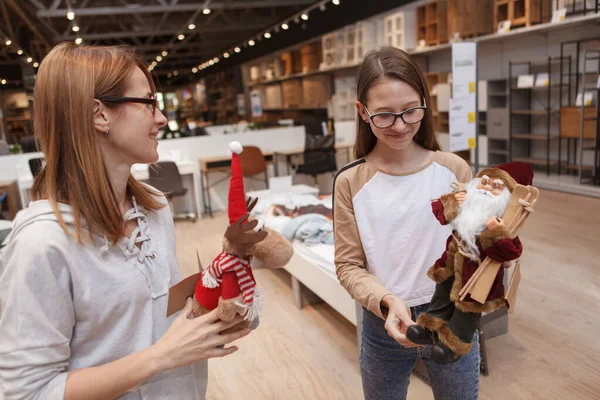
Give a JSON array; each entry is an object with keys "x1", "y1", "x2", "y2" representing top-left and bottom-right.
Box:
[
  {"x1": 248, "y1": 39, "x2": 255, "y2": 46},
  {"x1": 332, "y1": 0, "x2": 340, "y2": 4},
  {"x1": 264, "y1": 32, "x2": 271, "y2": 39},
  {"x1": 167, "y1": 72, "x2": 172, "y2": 78},
  {"x1": 156, "y1": 55, "x2": 162, "y2": 62},
  {"x1": 173, "y1": 71, "x2": 179, "y2": 76},
  {"x1": 203, "y1": 8, "x2": 211, "y2": 15},
  {"x1": 26, "y1": 57, "x2": 32, "y2": 63},
  {"x1": 5, "y1": 39, "x2": 12, "y2": 46},
  {"x1": 161, "y1": 51, "x2": 168, "y2": 57},
  {"x1": 72, "y1": 25, "x2": 80, "y2": 32},
  {"x1": 188, "y1": 24, "x2": 196, "y2": 30},
  {"x1": 223, "y1": 52, "x2": 230, "y2": 58},
  {"x1": 67, "y1": 11, "x2": 75, "y2": 20},
  {"x1": 234, "y1": 47, "x2": 241, "y2": 53},
  {"x1": 192, "y1": 67, "x2": 198, "y2": 73},
  {"x1": 17, "y1": 49, "x2": 23, "y2": 55},
  {"x1": 178, "y1": 34, "x2": 185, "y2": 40},
  {"x1": 75, "y1": 37, "x2": 83, "y2": 45},
  {"x1": 301, "y1": 13, "x2": 309, "y2": 20},
  {"x1": 33, "y1": 62, "x2": 39, "y2": 68},
  {"x1": 1, "y1": 79, "x2": 6, "y2": 85},
  {"x1": 281, "y1": 23, "x2": 289, "y2": 30}
]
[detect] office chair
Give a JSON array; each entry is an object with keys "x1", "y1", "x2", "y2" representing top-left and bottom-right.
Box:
[
  {"x1": 147, "y1": 161, "x2": 194, "y2": 220},
  {"x1": 19, "y1": 136, "x2": 38, "y2": 153},
  {"x1": 293, "y1": 133, "x2": 337, "y2": 186},
  {"x1": 29, "y1": 157, "x2": 44, "y2": 178},
  {"x1": 238, "y1": 146, "x2": 269, "y2": 189}
]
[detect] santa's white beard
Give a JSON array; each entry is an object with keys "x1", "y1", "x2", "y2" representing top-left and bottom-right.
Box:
[{"x1": 451, "y1": 178, "x2": 511, "y2": 257}]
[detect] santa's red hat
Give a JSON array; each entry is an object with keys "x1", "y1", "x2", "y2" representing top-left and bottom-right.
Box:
[
  {"x1": 228, "y1": 141, "x2": 246, "y2": 225},
  {"x1": 476, "y1": 162, "x2": 534, "y2": 191}
]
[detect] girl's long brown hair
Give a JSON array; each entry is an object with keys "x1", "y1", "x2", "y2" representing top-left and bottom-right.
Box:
[
  {"x1": 31, "y1": 42, "x2": 165, "y2": 245},
  {"x1": 354, "y1": 46, "x2": 441, "y2": 159}
]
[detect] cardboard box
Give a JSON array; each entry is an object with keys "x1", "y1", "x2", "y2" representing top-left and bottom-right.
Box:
[
  {"x1": 264, "y1": 84, "x2": 283, "y2": 109},
  {"x1": 302, "y1": 75, "x2": 332, "y2": 108},
  {"x1": 560, "y1": 106, "x2": 597, "y2": 139},
  {"x1": 300, "y1": 43, "x2": 322, "y2": 73},
  {"x1": 281, "y1": 50, "x2": 302, "y2": 75},
  {"x1": 282, "y1": 79, "x2": 303, "y2": 108}
]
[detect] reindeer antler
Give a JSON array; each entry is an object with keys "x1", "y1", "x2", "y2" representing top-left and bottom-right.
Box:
[
  {"x1": 246, "y1": 197, "x2": 258, "y2": 214},
  {"x1": 224, "y1": 212, "x2": 268, "y2": 257}
]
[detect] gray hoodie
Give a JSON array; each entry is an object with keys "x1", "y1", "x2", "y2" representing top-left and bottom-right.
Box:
[{"x1": 0, "y1": 194, "x2": 207, "y2": 399}]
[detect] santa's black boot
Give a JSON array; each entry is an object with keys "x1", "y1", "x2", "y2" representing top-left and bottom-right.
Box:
[
  {"x1": 430, "y1": 342, "x2": 460, "y2": 364},
  {"x1": 406, "y1": 325, "x2": 434, "y2": 345}
]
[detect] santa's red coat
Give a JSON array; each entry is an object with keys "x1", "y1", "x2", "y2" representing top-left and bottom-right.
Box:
[{"x1": 430, "y1": 197, "x2": 523, "y2": 312}]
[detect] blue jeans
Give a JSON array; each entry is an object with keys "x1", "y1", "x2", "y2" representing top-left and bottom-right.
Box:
[{"x1": 360, "y1": 304, "x2": 480, "y2": 400}]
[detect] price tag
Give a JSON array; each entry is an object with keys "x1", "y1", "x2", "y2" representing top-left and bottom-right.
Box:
[
  {"x1": 468, "y1": 137, "x2": 476, "y2": 149},
  {"x1": 552, "y1": 8, "x2": 567, "y2": 23},
  {"x1": 468, "y1": 112, "x2": 476, "y2": 123},
  {"x1": 469, "y1": 82, "x2": 476, "y2": 93},
  {"x1": 497, "y1": 20, "x2": 511, "y2": 34}
]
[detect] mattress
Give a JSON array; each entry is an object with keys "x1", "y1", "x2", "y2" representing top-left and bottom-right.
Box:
[{"x1": 292, "y1": 241, "x2": 337, "y2": 279}]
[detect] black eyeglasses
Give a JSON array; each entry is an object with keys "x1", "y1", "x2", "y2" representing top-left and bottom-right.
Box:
[
  {"x1": 363, "y1": 103, "x2": 427, "y2": 129},
  {"x1": 97, "y1": 96, "x2": 158, "y2": 115}
]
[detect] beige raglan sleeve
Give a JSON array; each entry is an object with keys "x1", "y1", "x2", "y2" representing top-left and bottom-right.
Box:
[{"x1": 333, "y1": 173, "x2": 393, "y2": 320}]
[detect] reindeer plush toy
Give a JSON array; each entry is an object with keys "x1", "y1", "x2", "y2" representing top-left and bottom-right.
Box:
[{"x1": 185, "y1": 142, "x2": 293, "y2": 331}]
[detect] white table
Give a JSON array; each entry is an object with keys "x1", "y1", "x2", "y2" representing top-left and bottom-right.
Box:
[{"x1": 17, "y1": 160, "x2": 202, "y2": 219}]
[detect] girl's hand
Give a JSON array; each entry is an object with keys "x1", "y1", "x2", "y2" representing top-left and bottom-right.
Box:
[
  {"x1": 382, "y1": 295, "x2": 422, "y2": 349},
  {"x1": 150, "y1": 298, "x2": 251, "y2": 373}
]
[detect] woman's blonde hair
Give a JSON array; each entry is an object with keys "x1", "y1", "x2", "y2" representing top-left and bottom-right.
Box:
[{"x1": 31, "y1": 42, "x2": 165, "y2": 245}]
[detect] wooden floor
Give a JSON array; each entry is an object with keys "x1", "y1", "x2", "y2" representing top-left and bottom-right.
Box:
[{"x1": 174, "y1": 189, "x2": 600, "y2": 400}]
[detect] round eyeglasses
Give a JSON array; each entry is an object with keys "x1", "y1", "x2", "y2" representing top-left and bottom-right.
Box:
[
  {"x1": 363, "y1": 104, "x2": 426, "y2": 129},
  {"x1": 97, "y1": 96, "x2": 158, "y2": 115}
]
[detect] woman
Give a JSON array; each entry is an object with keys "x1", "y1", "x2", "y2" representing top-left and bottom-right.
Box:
[
  {"x1": 333, "y1": 46, "x2": 478, "y2": 400},
  {"x1": 0, "y1": 43, "x2": 249, "y2": 399}
]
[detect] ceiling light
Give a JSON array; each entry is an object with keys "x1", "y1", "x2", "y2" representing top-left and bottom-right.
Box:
[
  {"x1": 33, "y1": 62, "x2": 39, "y2": 68},
  {"x1": 173, "y1": 71, "x2": 179, "y2": 76},
  {"x1": 234, "y1": 47, "x2": 241, "y2": 53},
  {"x1": 203, "y1": 8, "x2": 211, "y2": 15},
  {"x1": 72, "y1": 25, "x2": 80, "y2": 32},
  {"x1": 248, "y1": 39, "x2": 255, "y2": 46},
  {"x1": 264, "y1": 32, "x2": 271, "y2": 39},
  {"x1": 75, "y1": 37, "x2": 83, "y2": 45},
  {"x1": 301, "y1": 13, "x2": 309, "y2": 20},
  {"x1": 281, "y1": 23, "x2": 289, "y2": 30},
  {"x1": 26, "y1": 57, "x2": 32, "y2": 63},
  {"x1": 333, "y1": 0, "x2": 340, "y2": 4},
  {"x1": 17, "y1": 49, "x2": 23, "y2": 55},
  {"x1": 223, "y1": 52, "x2": 230, "y2": 58},
  {"x1": 178, "y1": 34, "x2": 185, "y2": 40},
  {"x1": 167, "y1": 73, "x2": 172, "y2": 78},
  {"x1": 213, "y1": 57, "x2": 218, "y2": 62},
  {"x1": 67, "y1": 11, "x2": 75, "y2": 20},
  {"x1": 1, "y1": 79, "x2": 6, "y2": 85},
  {"x1": 188, "y1": 24, "x2": 196, "y2": 30},
  {"x1": 5, "y1": 39, "x2": 11, "y2": 46},
  {"x1": 209, "y1": 60, "x2": 214, "y2": 65},
  {"x1": 192, "y1": 67, "x2": 198, "y2": 73},
  {"x1": 156, "y1": 56, "x2": 162, "y2": 61},
  {"x1": 161, "y1": 51, "x2": 168, "y2": 57}
]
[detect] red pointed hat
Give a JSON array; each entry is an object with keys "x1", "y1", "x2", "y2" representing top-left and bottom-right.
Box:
[
  {"x1": 476, "y1": 162, "x2": 534, "y2": 191},
  {"x1": 228, "y1": 141, "x2": 246, "y2": 225}
]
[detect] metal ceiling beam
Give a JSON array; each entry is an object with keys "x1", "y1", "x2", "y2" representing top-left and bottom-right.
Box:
[
  {"x1": 135, "y1": 40, "x2": 232, "y2": 52},
  {"x1": 54, "y1": 23, "x2": 267, "y2": 41},
  {"x1": 37, "y1": 0, "x2": 314, "y2": 18},
  {"x1": 6, "y1": 0, "x2": 51, "y2": 50}
]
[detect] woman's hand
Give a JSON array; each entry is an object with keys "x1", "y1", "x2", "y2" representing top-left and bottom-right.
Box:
[
  {"x1": 381, "y1": 295, "x2": 422, "y2": 348},
  {"x1": 150, "y1": 298, "x2": 251, "y2": 373}
]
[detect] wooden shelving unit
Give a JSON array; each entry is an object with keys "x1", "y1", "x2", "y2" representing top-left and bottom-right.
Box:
[
  {"x1": 424, "y1": 72, "x2": 450, "y2": 133},
  {"x1": 508, "y1": 56, "x2": 570, "y2": 175},
  {"x1": 494, "y1": 0, "x2": 552, "y2": 29},
  {"x1": 417, "y1": 0, "x2": 448, "y2": 46},
  {"x1": 447, "y1": 0, "x2": 494, "y2": 40}
]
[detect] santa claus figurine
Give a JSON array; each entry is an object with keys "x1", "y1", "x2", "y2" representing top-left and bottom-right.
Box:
[
  {"x1": 190, "y1": 142, "x2": 294, "y2": 331},
  {"x1": 406, "y1": 162, "x2": 534, "y2": 364}
]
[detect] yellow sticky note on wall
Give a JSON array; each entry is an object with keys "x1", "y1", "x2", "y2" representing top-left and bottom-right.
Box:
[
  {"x1": 469, "y1": 82, "x2": 476, "y2": 93},
  {"x1": 468, "y1": 137, "x2": 476, "y2": 149},
  {"x1": 468, "y1": 112, "x2": 476, "y2": 123}
]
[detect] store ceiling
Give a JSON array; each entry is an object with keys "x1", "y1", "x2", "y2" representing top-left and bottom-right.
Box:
[{"x1": 0, "y1": 0, "x2": 411, "y2": 89}]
